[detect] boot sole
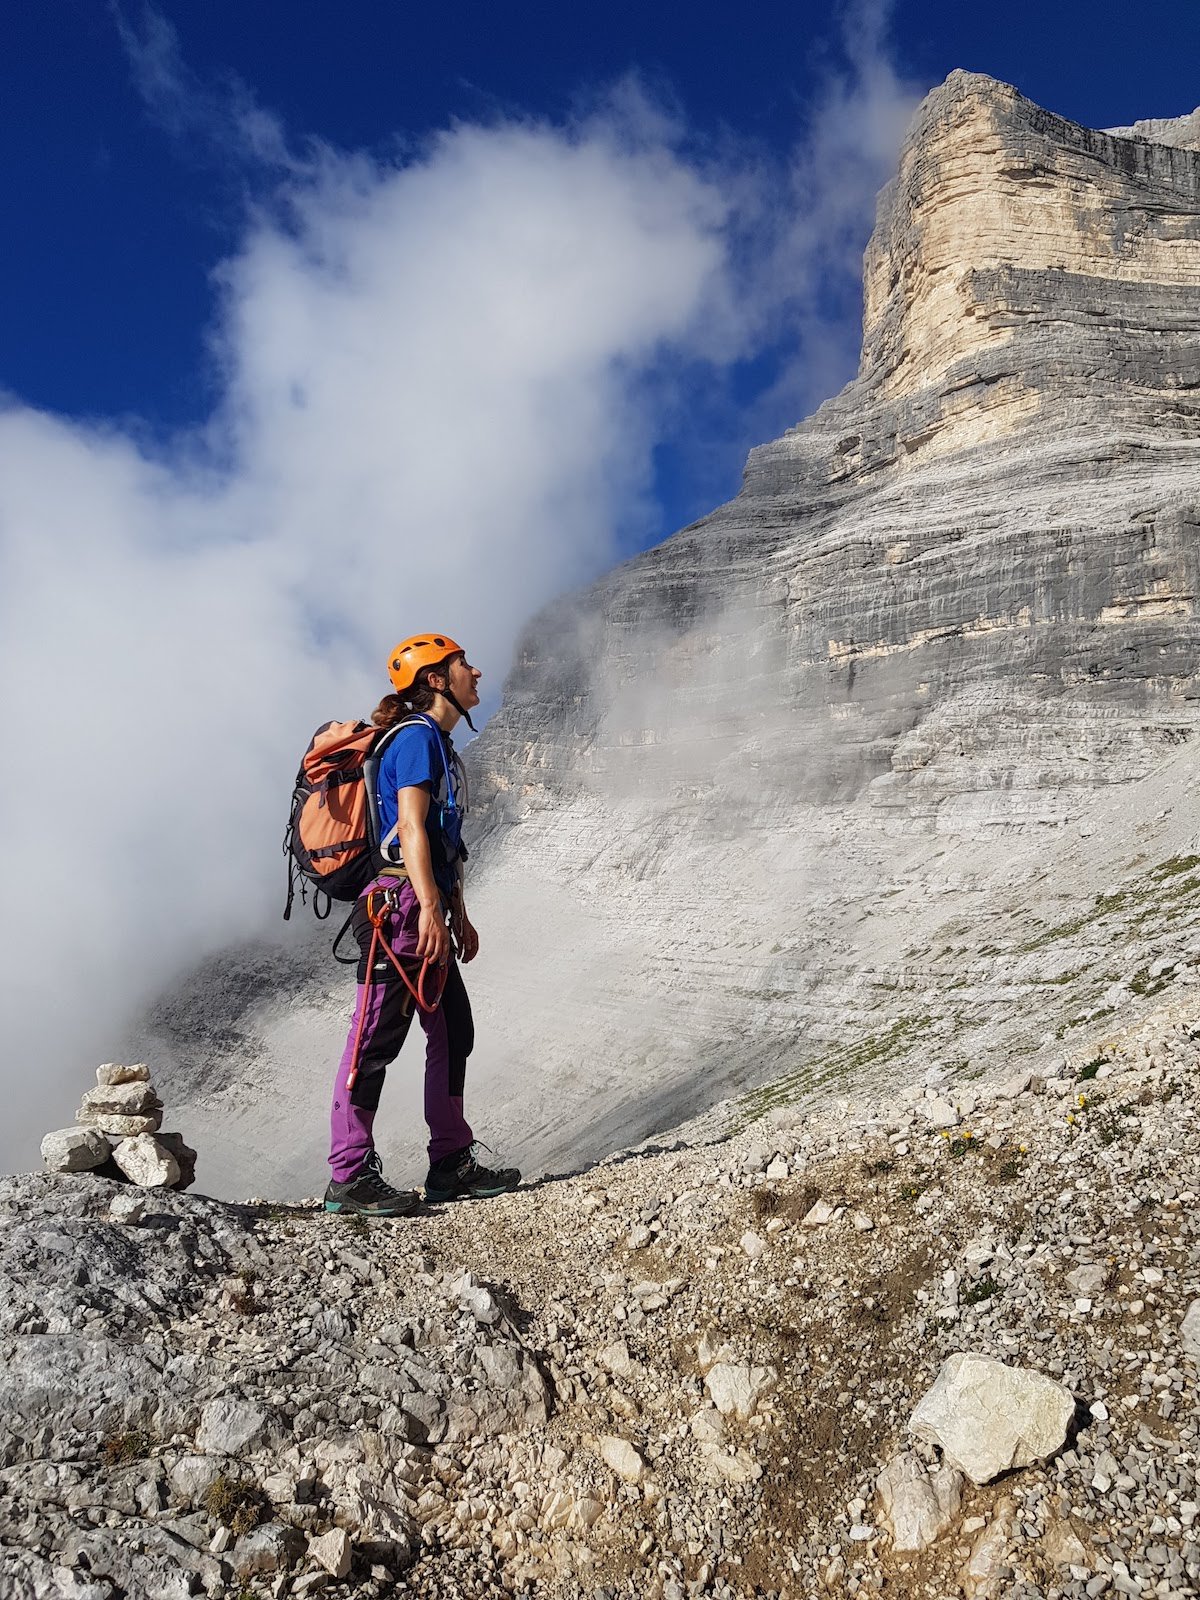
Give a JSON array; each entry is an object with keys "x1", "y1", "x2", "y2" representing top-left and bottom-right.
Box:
[
  {"x1": 324, "y1": 1198, "x2": 421, "y2": 1217},
  {"x1": 424, "y1": 1181, "x2": 520, "y2": 1203}
]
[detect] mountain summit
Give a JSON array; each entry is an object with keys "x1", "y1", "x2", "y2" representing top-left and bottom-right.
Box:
[{"x1": 149, "y1": 73, "x2": 1200, "y2": 1200}]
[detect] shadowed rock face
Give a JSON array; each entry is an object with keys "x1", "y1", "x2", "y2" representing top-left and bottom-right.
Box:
[
  {"x1": 472, "y1": 73, "x2": 1200, "y2": 835},
  {"x1": 149, "y1": 74, "x2": 1200, "y2": 1199}
]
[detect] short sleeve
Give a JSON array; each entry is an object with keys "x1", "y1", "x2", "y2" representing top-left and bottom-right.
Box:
[{"x1": 380, "y1": 723, "x2": 441, "y2": 794}]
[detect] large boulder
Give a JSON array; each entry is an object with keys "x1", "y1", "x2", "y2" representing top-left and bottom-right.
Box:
[
  {"x1": 910, "y1": 1353, "x2": 1076, "y2": 1485},
  {"x1": 40, "y1": 1127, "x2": 110, "y2": 1174}
]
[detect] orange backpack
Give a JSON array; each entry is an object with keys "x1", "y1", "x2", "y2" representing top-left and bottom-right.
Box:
[{"x1": 283, "y1": 720, "x2": 384, "y2": 920}]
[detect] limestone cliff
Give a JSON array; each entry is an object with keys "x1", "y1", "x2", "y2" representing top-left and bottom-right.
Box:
[{"x1": 148, "y1": 73, "x2": 1200, "y2": 1200}]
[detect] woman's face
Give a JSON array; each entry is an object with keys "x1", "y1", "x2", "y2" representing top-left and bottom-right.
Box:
[{"x1": 446, "y1": 653, "x2": 482, "y2": 711}]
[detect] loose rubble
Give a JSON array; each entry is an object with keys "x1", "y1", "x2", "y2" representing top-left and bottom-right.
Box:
[
  {"x1": 4, "y1": 998, "x2": 1200, "y2": 1599},
  {"x1": 40, "y1": 1061, "x2": 196, "y2": 1191}
]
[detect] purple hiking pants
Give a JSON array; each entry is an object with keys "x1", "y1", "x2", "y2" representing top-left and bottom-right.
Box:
[{"x1": 328, "y1": 879, "x2": 474, "y2": 1183}]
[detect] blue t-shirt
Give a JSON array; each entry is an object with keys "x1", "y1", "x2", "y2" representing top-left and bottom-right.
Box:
[{"x1": 376, "y1": 718, "x2": 465, "y2": 899}]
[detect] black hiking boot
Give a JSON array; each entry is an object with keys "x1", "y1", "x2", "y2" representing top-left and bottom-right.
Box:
[
  {"x1": 324, "y1": 1152, "x2": 422, "y2": 1217},
  {"x1": 424, "y1": 1143, "x2": 521, "y2": 1203}
]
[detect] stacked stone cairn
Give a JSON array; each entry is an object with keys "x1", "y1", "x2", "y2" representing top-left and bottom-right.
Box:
[{"x1": 40, "y1": 1063, "x2": 196, "y2": 1191}]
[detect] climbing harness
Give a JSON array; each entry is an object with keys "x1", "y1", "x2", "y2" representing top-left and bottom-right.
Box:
[{"x1": 345, "y1": 883, "x2": 450, "y2": 1092}]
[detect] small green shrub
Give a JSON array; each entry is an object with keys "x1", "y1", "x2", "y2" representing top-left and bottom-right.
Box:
[{"x1": 961, "y1": 1275, "x2": 1000, "y2": 1307}]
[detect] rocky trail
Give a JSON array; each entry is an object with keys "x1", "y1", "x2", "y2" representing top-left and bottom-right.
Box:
[{"x1": 4, "y1": 991, "x2": 1199, "y2": 1600}]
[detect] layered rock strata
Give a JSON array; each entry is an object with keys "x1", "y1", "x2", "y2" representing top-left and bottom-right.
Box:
[{"x1": 150, "y1": 73, "x2": 1200, "y2": 1198}]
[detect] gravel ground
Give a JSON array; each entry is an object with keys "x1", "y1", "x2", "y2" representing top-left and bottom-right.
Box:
[{"x1": 2, "y1": 997, "x2": 1198, "y2": 1600}]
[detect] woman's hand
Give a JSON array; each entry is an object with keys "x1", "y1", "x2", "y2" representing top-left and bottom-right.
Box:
[
  {"x1": 416, "y1": 901, "x2": 450, "y2": 965},
  {"x1": 452, "y1": 905, "x2": 480, "y2": 963}
]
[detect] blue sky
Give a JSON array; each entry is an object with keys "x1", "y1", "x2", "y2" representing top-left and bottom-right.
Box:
[{"x1": 6, "y1": 1, "x2": 1200, "y2": 543}]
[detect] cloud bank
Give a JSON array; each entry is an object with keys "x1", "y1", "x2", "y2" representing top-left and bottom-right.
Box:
[{"x1": 0, "y1": 8, "x2": 918, "y2": 1169}]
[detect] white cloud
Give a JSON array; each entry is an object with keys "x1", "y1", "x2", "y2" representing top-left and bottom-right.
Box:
[{"x1": 0, "y1": 6, "x2": 918, "y2": 1169}]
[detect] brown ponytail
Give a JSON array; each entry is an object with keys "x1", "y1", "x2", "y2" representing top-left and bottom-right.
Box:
[
  {"x1": 371, "y1": 664, "x2": 445, "y2": 727},
  {"x1": 370, "y1": 693, "x2": 409, "y2": 729}
]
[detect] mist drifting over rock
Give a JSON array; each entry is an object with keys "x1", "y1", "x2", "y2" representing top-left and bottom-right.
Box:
[{"x1": 137, "y1": 73, "x2": 1200, "y2": 1203}]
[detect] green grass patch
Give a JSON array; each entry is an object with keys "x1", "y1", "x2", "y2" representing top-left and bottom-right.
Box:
[{"x1": 735, "y1": 1014, "x2": 932, "y2": 1128}]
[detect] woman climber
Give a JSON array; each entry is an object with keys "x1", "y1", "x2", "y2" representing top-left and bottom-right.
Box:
[{"x1": 324, "y1": 634, "x2": 520, "y2": 1216}]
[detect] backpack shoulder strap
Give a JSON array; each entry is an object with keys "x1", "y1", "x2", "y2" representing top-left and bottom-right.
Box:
[{"x1": 365, "y1": 715, "x2": 453, "y2": 857}]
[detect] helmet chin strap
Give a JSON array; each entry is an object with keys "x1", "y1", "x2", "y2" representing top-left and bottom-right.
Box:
[{"x1": 438, "y1": 687, "x2": 476, "y2": 732}]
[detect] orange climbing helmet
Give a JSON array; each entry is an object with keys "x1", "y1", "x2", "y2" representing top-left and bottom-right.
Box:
[{"x1": 387, "y1": 633, "x2": 465, "y2": 695}]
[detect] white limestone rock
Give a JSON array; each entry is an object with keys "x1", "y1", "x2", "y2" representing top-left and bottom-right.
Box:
[
  {"x1": 596, "y1": 1435, "x2": 644, "y2": 1484},
  {"x1": 961, "y1": 1498, "x2": 1016, "y2": 1598},
  {"x1": 1065, "y1": 1263, "x2": 1106, "y2": 1298},
  {"x1": 40, "y1": 1126, "x2": 110, "y2": 1173},
  {"x1": 690, "y1": 1407, "x2": 726, "y2": 1447},
  {"x1": 910, "y1": 1353, "x2": 1076, "y2": 1484},
  {"x1": 704, "y1": 1446, "x2": 763, "y2": 1484},
  {"x1": 229, "y1": 1523, "x2": 304, "y2": 1581},
  {"x1": 308, "y1": 1528, "x2": 352, "y2": 1579},
  {"x1": 168, "y1": 1454, "x2": 227, "y2": 1510},
  {"x1": 696, "y1": 1329, "x2": 736, "y2": 1371},
  {"x1": 1181, "y1": 1299, "x2": 1200, "y2": 1362},
  {"x1": 705, "y1": 1362, "x2": 775, "y2": 1419},
  {"x1": 83, "y1": 1113, "x2": 162, "y2": 1137},
  {"x1": 107, "y1": 1192, "x2": 146, "y2": 1226},
  {"x1": 196, "y1": 1397, "x2": 274, "y2": 1455},
  {"x1": 96, "y1": 1062, "x2": 151, "y2": 1087},
  {"x1": 924, "y1": 1098, "x2": 960, "y2": 1129},
  {"x1": 78, "y1": 1082, "x2": 161, "y2": 1118},
  {"x1": 876, "y1": 1450, "x2": 964, "y2": 1552},
  {"x1": 111, "y1": 1134, "x2": 180, "y2": 1190}
]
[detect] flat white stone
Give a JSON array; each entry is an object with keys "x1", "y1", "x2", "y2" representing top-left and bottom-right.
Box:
[
  {"x1": 96, "y1": 1062, "x2": 151, "y2": 1086},
  {"x1": 308, "y1": 1528, "x2": 352, "y2": 1579},
  {"x1": 78, "y1": 1082, "x2": 159, "y2": 1117}
]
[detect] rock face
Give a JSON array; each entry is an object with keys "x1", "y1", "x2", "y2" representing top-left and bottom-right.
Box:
[
  {"x1": 909, "y1": 1352, "x2": 1077, "y2": 1484},
  {"x1": 146, "y1": 73, "x2": 1200, "y2": 1199}
]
